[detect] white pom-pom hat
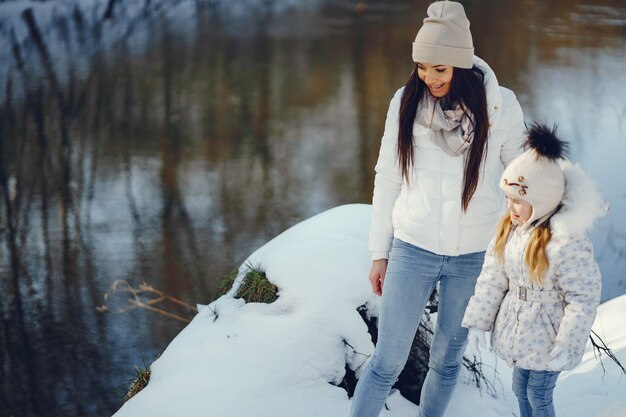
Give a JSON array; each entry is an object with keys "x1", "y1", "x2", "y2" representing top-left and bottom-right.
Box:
[{"x1": 500, "y1": 124, "x2": 568, "y2": 226}]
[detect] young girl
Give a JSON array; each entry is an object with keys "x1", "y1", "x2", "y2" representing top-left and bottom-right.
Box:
[{"x1": 462, "y1": 124, "x2": 608, "y2": 417}]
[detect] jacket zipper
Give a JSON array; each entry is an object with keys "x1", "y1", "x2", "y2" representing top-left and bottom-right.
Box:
[{"x1": 511, "y1": 229, "x2": 526, "y2": 365}]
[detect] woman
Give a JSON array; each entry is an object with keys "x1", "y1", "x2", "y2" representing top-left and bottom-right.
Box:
[{"x1": 350, "y1": 2, "x2": 526, "y2": 417}]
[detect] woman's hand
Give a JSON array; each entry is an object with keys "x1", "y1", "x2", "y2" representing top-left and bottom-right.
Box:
[{"x1": 369, "y1": 259, "x2": 388, "y2": 296}]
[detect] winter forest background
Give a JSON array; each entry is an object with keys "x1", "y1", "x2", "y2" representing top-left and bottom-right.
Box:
[{"x1": 0, "y1": 0, "x2": 625, "y2": 416}]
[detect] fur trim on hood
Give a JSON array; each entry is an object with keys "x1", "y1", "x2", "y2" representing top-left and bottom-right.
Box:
[{"x1": 551, "y1": 160, "x2": 609, "y2": 238}]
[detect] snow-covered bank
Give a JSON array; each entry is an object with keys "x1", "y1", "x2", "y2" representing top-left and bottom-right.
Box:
[{"x1": 113, "y1": 204, "x2": 626, "y2": 417}]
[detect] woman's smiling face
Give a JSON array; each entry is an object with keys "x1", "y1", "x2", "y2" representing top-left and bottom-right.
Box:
[{"x1": 417, "y1": 63, "x2": 454, "y2": 97}]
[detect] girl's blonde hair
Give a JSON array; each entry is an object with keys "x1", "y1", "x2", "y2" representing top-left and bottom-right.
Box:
[{"x1": 493, "y1": 213, "x2": 552, "y2": 284}]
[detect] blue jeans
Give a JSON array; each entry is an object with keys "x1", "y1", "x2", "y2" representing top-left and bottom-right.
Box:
[
  {"x1": 350, "y1": 238, "x2": 485, "y2": 417},
  {"x1": 512, "y1": 368, "x2": 560, "y2": 417}
]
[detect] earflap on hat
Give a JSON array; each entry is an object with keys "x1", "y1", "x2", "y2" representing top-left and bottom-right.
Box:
[{"x1": 500, "y1": 124, "x2": 569, "y2": 226}]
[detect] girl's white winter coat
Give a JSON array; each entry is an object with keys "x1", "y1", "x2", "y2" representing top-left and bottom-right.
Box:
[
  {"x1": 462, "y1": 161, "x2": 608, "y2": 371},
  {"x1": 368, "y1": 57, "x2": 526, "y2": 260}
]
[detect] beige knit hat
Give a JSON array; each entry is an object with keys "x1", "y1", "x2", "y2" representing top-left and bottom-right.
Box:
[
  {"x1": 412, "y1": 1, "x2": 474, "y2": 69},
  {"x1": 500, "y1": 124, "x2": 568, "y2": 226}
]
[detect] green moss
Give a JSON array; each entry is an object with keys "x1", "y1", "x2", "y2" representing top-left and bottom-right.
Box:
[
  {"x1": 212, "y1": 265, "x2": 278, "y2": 304},
  {"x1": 212, "y1": 268, "x2": 238, "y2": 301},
  {"x1": 237, "y1": 265, "x2": 278, "y2": 304}
]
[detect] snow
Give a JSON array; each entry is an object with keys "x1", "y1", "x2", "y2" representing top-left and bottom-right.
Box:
[{"x1": 113, "y1": 204, "x2": 626, "y2": 417}]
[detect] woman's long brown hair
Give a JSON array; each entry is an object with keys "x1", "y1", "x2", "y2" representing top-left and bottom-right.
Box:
[{"x1": 397, "y1": 64, "x2": 489, "y2": 211}]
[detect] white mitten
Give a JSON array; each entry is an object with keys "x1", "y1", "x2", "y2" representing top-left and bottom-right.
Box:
[
  {"x1": 547, "y1": 345, "x2": 569, "y2": 370},
  {"x1": 467, "y1": 327, "x2": 486, "y2": 355}
]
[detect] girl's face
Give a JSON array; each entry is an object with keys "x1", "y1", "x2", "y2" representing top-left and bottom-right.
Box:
[
  {"x1": 417, "y1": 63, "x2": 454, "y2": 97},
  {"x1": 507, "y1": 196, "x2": 533, "y2": 225}
]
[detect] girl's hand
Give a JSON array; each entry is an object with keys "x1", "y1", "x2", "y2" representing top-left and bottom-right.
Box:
[
  {"x1": 369, "y1": 259, "x2": 388, "y2": 296},
  {"x1": 547, "y1": 345, "x2": 569, "y2": 370},
  {"x1": 467, "y1": 328, "x2": 486, "y2": 355}
]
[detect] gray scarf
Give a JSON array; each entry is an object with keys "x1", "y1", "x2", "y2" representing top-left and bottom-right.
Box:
[{"x1": 415, "y1": 94, "x2": 475, "y2": 157}]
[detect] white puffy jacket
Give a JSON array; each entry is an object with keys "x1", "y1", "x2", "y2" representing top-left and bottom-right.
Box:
[
  {"x1": 369, "y1": 57, "x2": 526, "y2": 259},
  {"x1": 462, "y1": 161, "x2": 608, "y2": 371}
]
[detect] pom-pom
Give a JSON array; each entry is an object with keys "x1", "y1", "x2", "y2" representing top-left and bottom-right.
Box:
[{"x1": 525, "y1": 123, "x2": 568, "y2": 160}]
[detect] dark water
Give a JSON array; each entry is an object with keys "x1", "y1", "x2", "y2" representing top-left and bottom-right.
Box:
[{"x1": 0, "y1": 0, "x2": 625, "y2": 415}]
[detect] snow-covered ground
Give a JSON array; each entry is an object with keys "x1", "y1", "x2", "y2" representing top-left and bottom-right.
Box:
[{"x1": 113, "y1": 204, "x2": 626, "y2": 417}]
